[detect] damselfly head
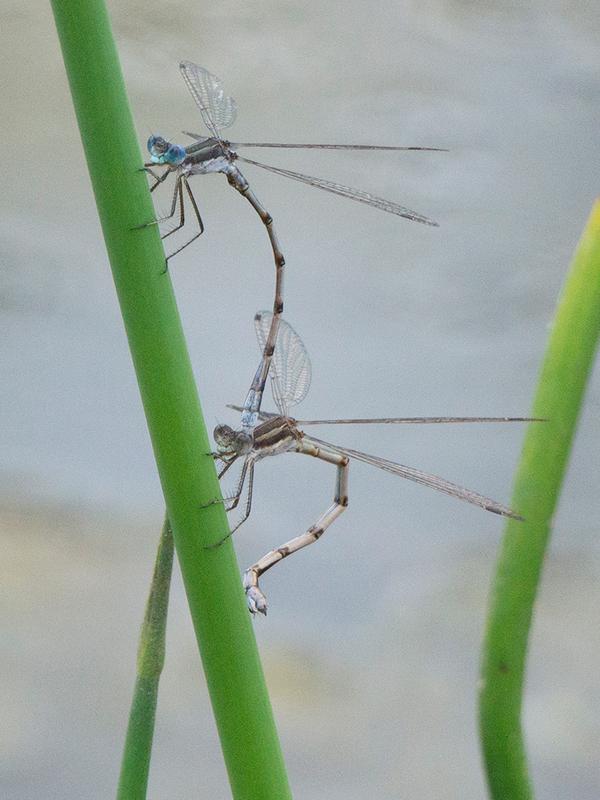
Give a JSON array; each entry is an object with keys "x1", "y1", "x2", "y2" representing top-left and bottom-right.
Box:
[
  {"x1": 147, "y1": 135, "x2": 186, "y2": 166},
  {"x1": 213, "y1": 424, "x2": 253, "y2": 456}
]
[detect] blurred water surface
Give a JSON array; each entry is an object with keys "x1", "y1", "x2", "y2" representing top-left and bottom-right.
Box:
[{"x1": 1, "y1": 1, "x2": 599, "y2": 798}]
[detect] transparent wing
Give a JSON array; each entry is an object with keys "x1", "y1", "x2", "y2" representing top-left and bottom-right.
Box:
[
  {"x1": 237, "y1": 156, "x2": 437, "y2": 226},
  {"x1": 254, "y1": 311, "x2": 312, "y2": 417},
  {"x1": 294, "y1": 416, "x2": 540, "y2": 425},
  {"x1": 232, "y1": 142, "x2": 446, "y2": 152},
  {"x1": 224, "y1": 408, "x2": 541, "y2": 426},
  {"x1": 187, "y1": 135, "x2": 446, "y2": 153},
  {"x1": 305, "y1": 434, "x2": 522, "y2": 520},
  {"x1": 179, "y1": 61, "x2": 238, "y2": 139}
]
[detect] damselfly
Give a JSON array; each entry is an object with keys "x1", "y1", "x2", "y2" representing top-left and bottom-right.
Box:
[
  {"x1": 215, "y1": 312, "x2": 537, "y2": 615},
  {"x1": 143, "y1": 62, "x2": 444, "y2": 433}
]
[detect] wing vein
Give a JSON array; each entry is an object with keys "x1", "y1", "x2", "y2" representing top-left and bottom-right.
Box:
[
  {"x1": 303, "y1": 435, "x2": 521, "y2": 519},
  {"x1": 238, "y1": 156, "x2": 438, "y2": 225}
]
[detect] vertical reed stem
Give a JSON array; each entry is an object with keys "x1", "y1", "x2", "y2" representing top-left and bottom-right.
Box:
[
  {"x1": 51, "y1": 2, "x2": 292, "y2": 797},
  {"x1": 118, "y1": 515, "x2": 173, "y2": 800},
  {"x1": 479, "y1": 202, "x2": 600, "y2": 799}
]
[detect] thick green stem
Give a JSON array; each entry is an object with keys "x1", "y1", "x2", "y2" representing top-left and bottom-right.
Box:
[
  {"x1": 479, "y1": 202, "x2": 600, "y2": 799},
  {"x1": 118, "y1": 515, "x2": 174, "y2": 800},
  {"x1": 50, "y1": 2, "x2": 292, "y2": 798}
]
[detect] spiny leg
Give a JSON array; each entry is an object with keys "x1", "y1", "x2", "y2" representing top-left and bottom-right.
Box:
[
  {"x1": 243, "y1": 443, "x2": 349, "y2": 615},
  {"x1": 201, "y1": 455, "x2": 244, "y2": 505},
  {"x1": 143, "y1": 175, "x2": 184, "y2": 273},
  {"x1": 223, "y1": 456, "x2": 253, "y2": 515},
  {"x1": 141, "y1": 164, "x2": 172, "y2": 192},
  {"x1": 229, "y1": 462, "x2": 255, "y2": 534},
  {"x1": 217, "y1": 457, "x2": 237, "y2": 481},
  {"x1": 134, "y1": 173, "x2": 182, "y2": 233},
  {"x1": 155, "y1": 175, "x2": 183, "y2": 226},
  {"x1": 164, "y1": 177, "x2": 205, "y2": 262},
  {"x1": 204, "y1": 456, "x2": 255, "y2": 549},
  {"x1": 131, "y1": 169, "x2": 178, "y2": 243},
  {"x1": 228, "y1": 169, "x2": 285, "y2": 423},
  {"x1": 137, "y1": 170, "x2": 205, "y2": 263},
  {"x1": 198, "y1": 455, "x2": 239, "y2": 510},
  {"x1": 160, "y1": 178, "x2": 185, "y2": 240}
]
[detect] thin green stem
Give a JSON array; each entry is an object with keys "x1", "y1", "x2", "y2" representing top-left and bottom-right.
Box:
[
  {"x1": 50, "y1": 2, "x2": 292, "y2": 798},
  {"x1": 479, "y1": 201, "x2": 600, "y2": 799},
  {"x1": 117, "y1": 515, "x2": 174, "y2": 800}
]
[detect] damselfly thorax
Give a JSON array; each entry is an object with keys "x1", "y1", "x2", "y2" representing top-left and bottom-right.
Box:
[{"x1": 252, "y1": 415, "x2": 304, "y2": 455}]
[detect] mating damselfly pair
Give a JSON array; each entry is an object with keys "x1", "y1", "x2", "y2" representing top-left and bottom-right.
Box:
[{"x1": 144, "y1": 63, "x2": 535, "y2": 614}]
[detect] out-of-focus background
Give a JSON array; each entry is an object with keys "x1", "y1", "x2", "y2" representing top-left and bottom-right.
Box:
[{"x1": 2, "y1": 1, "x2": 599, "y2": 797}]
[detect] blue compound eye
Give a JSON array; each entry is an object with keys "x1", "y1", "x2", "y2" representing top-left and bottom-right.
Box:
[
  {"x1": 147, "y1": 135, "x2": 178, "y2": 164},
  {"x1": 165, "y1": 144, "x2": 186, "y2": 165}
]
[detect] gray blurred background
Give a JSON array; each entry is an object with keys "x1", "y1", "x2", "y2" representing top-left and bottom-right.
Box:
[{"x1": 2, "y1": 1, "x2": 599, "y2": 798}]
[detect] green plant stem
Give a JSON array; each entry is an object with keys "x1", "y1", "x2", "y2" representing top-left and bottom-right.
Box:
[
  {"x1": 51, "y1": 2, "x2": 292, "y2": 798},
  {"x1": 118, "y1": 515, "x2": 174, "y2": 800},
  {"x1": 479, "y1": 201, "x2": 600, "y2": 800}
]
